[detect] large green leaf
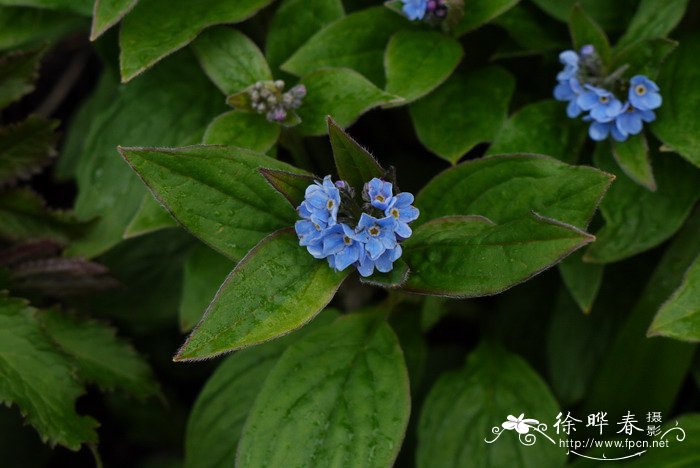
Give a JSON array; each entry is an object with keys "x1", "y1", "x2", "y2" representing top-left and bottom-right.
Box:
[
  {"x1": 119, "y1": 0, "x2": 274, "y2": 82},
  {"x1": 329, "y1": 116, "x2": 383, "y2": 190},
  {"x1": 410, "y1": 67, "x2": 515, "y2": 163},
  {"x1": 184, "y1": 310, "x2": 338, "y2": 468},
  {"x1": 416, "y1": 154, "x2": 613, "y2": 229},
  {"x1": 584, "y1": 147, "x2": 700, "y2": 263},
  {"x1": 281, "y1": 6, "x2": 409, "y2": 86},
  {"x1": 569, "y1": 3, "x2": 611, "y2": 66},
  {"x1": 0, "y1": 6, "x2": 84, "y2": 51},
  {"x1": 0, "y1": 47, "x2": 43, "y2": 109},
  {"x1": 174, "y1": 229, "x2": 348, "y2": 360},
  {"x1": 611, "y1": 134, "x2": 655, "y2": 190},
  {"x1": 67, "y1": 53, "x2": 223, "y2": 258},
  {"x1": 486, "y1": 100, "x2": 587, "y2": 163},
  {"x1": 493, "y1": 5, "x2": 567, "y2": 53},
  {"x1": 203, "y1": 111, "x2": 280, "y2": 153},
  {"x1": 616, "y1": 0, "x2": 688, "y2": 49},
  {"x1": 0, "y1": 0, "x2": 91, "y2": 15},
  {"x1": 120, "y1": 145, "x2": 305, "y2": 261},
  {"x1": 558, "y1": 250, "x2": 603, "y2": 314},
  {"x1": 0, "y1": 115, "x2": 57, "y2": 186},
  {"x1": 384, "y1": 29, "x2": 462, "y2": 104},
  {"x1": 122, "y1": 194, "x2": 176, "y2": 239},
  {"x1": 652, "y1": 33, "x2": 700, "y2": 168},
  {"x1": 90, "y1": 0, "x2": 138, "y2": 39},
  {"x1": 296, "y1": 67, "x2": 398, "y2": 136},
  {"x1": 191, "y1": 27, "x2": 271, "y2": 96},
  {"x1": 454, "y1": 0, "x2": 519, "y2": 36},
  {"x1": 611, "y1": 37, "x2": 677, "y2": 80},
  {"x1": 178, "y1": 244, "x2": 234, "y2": 332},
  {"x1": 236, "y1": 312, "x2": 410, "y2": 468},
  {"x1": 39, "y1": 310, "x2": 160, "y2": 399},
  {"x1": 582, "y1": 210, "x2": 700, "y2": 418},
  {"x1": 649, "y1": 254, "x2": 700, "y2": 342},
  {"x1": 402, "y1": 214, "x2": 593, "y2": 297},
  {"x1": 417, "y1": 343, "x2": 565, "y2": 468},
  {"x1": 265, "y1": 0, "x2": 344, "y2": 74},
  {"x1": 0, "y1": 294, "x2": 97, "y2": 450},
  {"x1": 531, "y1": 0, "x2": 638, "y2": 31}
]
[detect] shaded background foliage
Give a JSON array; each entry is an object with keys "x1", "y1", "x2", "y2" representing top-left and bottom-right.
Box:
[{"x1": 1, "y1": 0, "x2": 700, "y2": 467}]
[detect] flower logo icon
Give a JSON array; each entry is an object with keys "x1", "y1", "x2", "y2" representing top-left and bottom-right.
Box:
[{"x1": 502, "y1": 414, "x2": 540, "y2": 434}]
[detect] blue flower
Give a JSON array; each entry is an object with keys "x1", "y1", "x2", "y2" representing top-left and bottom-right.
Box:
[
  {"x1": 298, "y1": 175, "x2": 340, "y2": 227},
  {"x1": 615, "y1": 103, "x2": 656, "y2": 137},
  {"x1": 357, "y1": 245, "x2": 403, "y2": 277},
  {"x1": 554, "y1": 78, "x2": 584, "y2": 118},
  {"x1": 586, "y1": 118, "x2": 627, "y2": 142},
  {"x1": 294, "y1": 220, "x2": 326, "y2": 258},
  {"x1": 321, "y1": 224, "x2": 364, "y2": 271},
  {"x1": 577, "y1": 85, "x2": 623, "y2": 123},
  {"x1": 556, "y1": 50, "x2": 579, "y2": 81},
  {"x1": 628, "y1": 75, "x2": 662, "y2": 111},
  {"x1": 366, "y1": 178, "x2": 394, "y2": 210},
  {"x1": 355, "y1": 213, "x2": 398, "y2": 260},
  {"x1": 401, "y1": 0, "x2": 428, "y2": 20},
  {"x1": 386, "y1": 192, "x2": 419, "y2": 239}
]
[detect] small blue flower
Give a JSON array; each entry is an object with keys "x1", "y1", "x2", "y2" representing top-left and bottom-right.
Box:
[
  {"x1": 586, "y1": 118, "x2": 627, "y2": 142},
  {"x1": 294, "y1": 220, "x2": 326, "y2": 258},
  {"x1": 357, "y1": 245, "x2": 403, "y2": 277},
  {"x1": 615, "y1": 103, "x2": 656, "y2": 137},
  {"x1": 322, "y1": 224, "x2": 364, "y2": 271},
  {"x1": 556, "y1": 50, "x2": 579, "y2": 81},
  {"x1": 401, "y1": 0, "x2": 428, "y2": 20},
  {"x1": 580, "y1": 44, "x2": 595, "y2": 57},
  {"x1": 355, "y1": 213, "x2": 398, "y2": 260},
  {"x1": 299, "y1": 175, "x2": 340, "y2": 227},
  {"x1": 554, "y1": 78, "x2": 584, "y2": 118},
  {"x1": 577, "y1": 85, "x2": 623, "y2": 123},
  {"x1": 386, "y1": 192, "x2": 419, "y2": 239},
  {"x1": 366, "y1": 178, "x2": 394, "y2": 210},
  {"x1": 628, "y1": 75, "x2": 662, "y2": 111}
]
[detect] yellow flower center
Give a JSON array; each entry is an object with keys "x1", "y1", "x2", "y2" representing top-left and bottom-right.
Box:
[
  {"x1": 313, "y1": 223, "x2": 321, "y2": 231},
  {"x1": 391, "y1": 208, "x2": 400, "y2": 219},
  {"x1": 599, "y1": 95, "x2": 609, "y2": 104},
  {"x1": 326, "y1": 199, "x2": 334, "y2": 210},
  {"x1": 369, "y1": 226, "x2": 380, "y2": 236},
  {"x1": 375, "y1": 195, "x2": 385, "y2": 203},
  {"x1": 635, "y1": 85, "x2": 646, "y2": 96},
  {"x1": 343, "y1": 235, "x2": 352, "y2": 245}
]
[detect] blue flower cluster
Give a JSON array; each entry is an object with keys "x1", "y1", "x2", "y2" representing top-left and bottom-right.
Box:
[
  {"x1": 294, "y1": 176, "x2": 419, "y2": 277},
  {"x1": 553, "y1": 46, "x2": 662, "y2": 142},
  {"x1": 401, "y1": 0, "x2": 447, "y2": 21}
]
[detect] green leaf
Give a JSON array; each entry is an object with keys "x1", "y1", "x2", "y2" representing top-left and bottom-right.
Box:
[
  {"x1": 454, "y1": 0, "x2": 519, "y2": 36},
  {"x1": 67, "y1": 53, "x2": 224, "y2": 258},
  {"x1": 119, "y1": 145, "x2": 305, "y2": 262},
  {"x1": 0, "y1": 6, "x2": 84, "y2": 51},
  {"x1": 122, "y1": 195, "x2": 177, "y2": 239},
  {"x1": 649, "y1": 254, "x2": 700, "y2": 342},
  {"x1": 0, "y1": 47, "x2": 43, "y2": 109},
  {"x1": 360, "y1": 259, "x2": 410, "y2": 289},
  {"x1": 611, "y1": 37, "x2": 677, "y2": 80},
  {"x1": 584, "y1": 147, "x2": 700, "y2": 263},
  {"x1": 258, "y1": 168, "x2": 314, "y2": 209},
  {"x1": 531, "y1": 0, "x2": 638, "y2": 31},
  {"x1": 384, "y1": 29, "x2": 462, "y2": 104},
  {"x1": 119, "y1": 0, "x2": 274, "y2": 82},
  {"x1": 175, "y1": 229, "x2": 348, "y2": 360},
  {"x1": 296, "y1": 67, "x2": 399, "y2": 136},
  {"x1": 0, "y1": 115, "x2": 58, "y2": 186},
  {"x1": 90, "y1": 0, "x2": 138, "y2": 40},
  {"x1": 582, "y1": 210, "x2": 700, "y2": 418},
  {"x1": 558, "y1": 250, "x2": 603, "y2": 314},
  {"x1": 0, "y1": 293, "x2": 97, "y2": 450},
  {"x1": 0, "y1": 0, "x2": 91, "y2": 15},
  {"x1": 652, "y1": 33, "x2": 700, "y2": 168},
  {"x1": 616, "y1": 0, "x2": 688, "y2": 50},
  {"x1": 410, "y1": 67, "x2": 515, "y2": 163},
  {"x1": 265, "y1": 0, "x2": 344, "y2": 74},
  {"x1": 0, "y1": 188, "x2": 88, "y2": 243},
  {"x1": 415, "y1": 154, "x2": 613, "y2": 229},
  {"x1": 569, "y1": 4, "x2": 611, "y2": 66},
  {"x1": 486, "y1": 100, "x2": 587, "y2": 163},
  {"x1": 203, "y1": 111, "x2": 280, "y2": 153},
  {"x1": 493, "y1": 5, "x2": 567, "y2": 53},
  {"x1": 619, "y1": 414, "x2": 700, "y2": 467},
  {"x1": 191, "y1": 27, "x2": 271, "y2": 96},
  {"x1": 184, "y1": 309, "x2": 338, "y2": 468},
  {"x1": 38, "y1": 310, "x2": 160, "y2": 399},
  {"x1": 236, "y1": 312, "x2": 410, "y2": 468},
  {"x1": 329, "y1": 116, "x2": 384, "y2": 190},
  {"x1": 402, "y1": 214, "x2": 593, "y2": 298},
  {"x1": 178, "y1": 244, "x2": 233, "y2": 332},
  {"x1": 281, "y1": 6, "x2": 410, "y2": 86},
  {"x1": 417, "y1": 343, "x2": 565, "y2": 468},
  {"x1": 611, "y1": 133, "x2": 655, "y2": 190}
]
